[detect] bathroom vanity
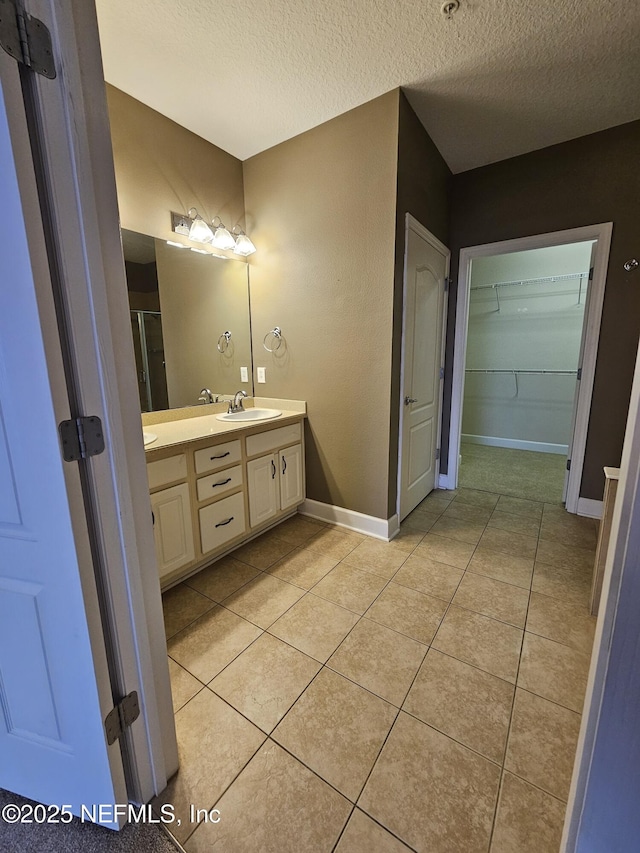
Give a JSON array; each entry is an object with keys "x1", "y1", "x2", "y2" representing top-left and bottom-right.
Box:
[{"x1": 143, "y1": 399, "x2": 306, "y2": 588}]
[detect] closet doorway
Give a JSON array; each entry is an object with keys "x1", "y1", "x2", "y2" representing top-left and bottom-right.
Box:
[{"x1": 447, "y1": 223, "x2": 612, "y2": 514}]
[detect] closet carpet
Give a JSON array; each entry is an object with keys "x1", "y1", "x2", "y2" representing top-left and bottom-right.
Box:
[{"x1": 458, "y1": 443, "x2": 566, "y2": 504}]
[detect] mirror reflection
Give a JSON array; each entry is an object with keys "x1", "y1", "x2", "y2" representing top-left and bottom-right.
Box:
[{"x1": 122, "y1": 229, "x2": 253, "y2": 411}]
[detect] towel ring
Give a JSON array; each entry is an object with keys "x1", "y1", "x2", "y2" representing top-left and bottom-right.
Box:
[
  {"x1": 217, "y1": 331, "x2": 232, "y2": 353},
  {"x1": 263, "y1": 326, "x2": 283, "y2": 353}
]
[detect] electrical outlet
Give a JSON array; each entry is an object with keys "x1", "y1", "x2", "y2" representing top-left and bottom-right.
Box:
[
  {"x1": 240, "y1": 366, "x2": 249, "y2": 383},
  {"x1": 257, "y1": 367, "x2": 266, "y2": 383}
]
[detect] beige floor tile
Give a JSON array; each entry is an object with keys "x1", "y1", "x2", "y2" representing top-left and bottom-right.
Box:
[
  {"x1": 488, "y1": 510, "x2": 541, "y2": 538},
  {"x1": 366, "y1": 582, "x2": 446, "y2": 644},
  {"x1": 209, "y1": 633, "x2": 321, "y2": 732},
  {"x1": 342, "y1": 539, "x2": 408, "y2": 579},
  {"x1": 452, "y1": 573, "x2": 529, "y2": 628},
  {"x1": 185, "y1": 740, "x2": 350, "y2": 853},
  {"x1": 506, "y1": 688, "x2": 581, "y2": 800},
  {"x1": 491, "y1": 772, "x2": 566, "y2": 853},
  {"x1": 404, "y1": 649, "x2": 514, "y2": 763},
  {"x1": 415, "y1": 534, "x2": 475, "y2": 569},
  {"x1": 233, "y1": 532, "x2": 297, "y2": 569},
  {"x1": 388, "y1": 526, "x2": 426, "y2": 553},
  {"x1": 518, "y1": 632, "x2": 591, "y2": 712},
  {"x1": 273, "y1": 668, "x2": 396, "y2": 801},
  {"x1": 543, "y1": 503, "x2": 598, "y2": 530},
  {"x1": 168, "y1": 606, "x2": 262, "y2": 683},
  {"x1": 335, "y1": 809, "x2": 413, "y2": 853},
  {"x1": 415, "y1": 492, "x2": 454, "y2": 514},
  {"x1": 162, "y1": 584, "x2": 216, "y2": 640},
  {"x1": 526, "y1": 592, "x2": 596, "y2": 653},
  {"x1": 185, "y1": 556, "x2": 260, "y2": 603},
  {"x1": 155, "y1": 689, "x2": 265, "y2": 845},
  {"x1": 455, "y1": 488, "x2": 500, "y2": 508},
  {"x1": 532, "y1": 562, "x2": 592, "y2": 608},
  {"x1": 496, "y1": 495, "x2": 544, "y2": 519},
  {"x1": 536, "y1": 538, "x2": 595, "y2": 572},
  {"x1": 305, "y1": 527, "x2": 363, "y2": 560},
  {"x1": 168, "y1": 658, "x2": 202, "y2": 713},
  {"x1": 540, "y1": 518, "x2": 598, "y2": 550},
  {"x1": 268, "y1": 593, "x2": 359, "y2": 662},
  {"x1": 430, "y1": 515, "x2": 486, "y2": 545},
  {"x1": 266, "y1": 546, "x2": 338, "y2": 589},
  {"x1": 312, "y1": 563, "x2": 388, "y2": 614},
  {"x1": 467, "y1": 545, "x2": 534, "y2": 590},
  {"x1": 403, "y1": 510, "x2": 441, "y2": 533},
  {"x1": 271, "y1": 513, "x2": 327, "y2": 545},
  {"x1": 328, "y1": 618, "x2": 426, "y2": 706},
  {"x1": 223, "y1": 572, "x2": 305, "y2": 628},
  {"x1": 360, "y1": 712, "x2": 501, "y2": 853},
  {"x1": 394, "y1": 552, "x2": 464, "y2": 602},
  {"x1": 433, "y1": 606, "x2": 523, "y2": 683},
  {"x1": 442, "y1": 500, "x2": 494, "y2": 524},
  {"x1": 479, "y1": 527, "x2": 538, "y2": 560}
]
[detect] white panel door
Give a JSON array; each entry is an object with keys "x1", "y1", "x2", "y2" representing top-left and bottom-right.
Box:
[
  {"x1": 151, "y1": 483, "x2": 195, "y2": 578},
  {"x1": 247, "y1": 454, "x2": 279, "y2": 527},
  {"x1": 279, "y1": 444, "x2": 304, "y2": 510},
  {"x1": 0, "y1": 58, "x2": 126, "y2": 810},
  {"x1": 400, "y1": 221, "x2": 449, "y2": 520}
]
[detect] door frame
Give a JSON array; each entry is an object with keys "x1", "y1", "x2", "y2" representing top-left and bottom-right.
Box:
[
  {"x1": 446, "y1": 222, "x2": 612, "y2": 514},
  {"x1": 397, "y1": 213, "x2": 450, "y2": 520}
]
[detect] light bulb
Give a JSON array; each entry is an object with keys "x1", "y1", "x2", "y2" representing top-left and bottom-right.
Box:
[
  {"x1": 188, "y1": 211, "x2": 214, "y2": 243},
  {"x1": 211, "y1": 221, "x2": 236, "y2": 250},
  {"x1": 233, "y1": 233, "x2": 256, "y2": 256}
]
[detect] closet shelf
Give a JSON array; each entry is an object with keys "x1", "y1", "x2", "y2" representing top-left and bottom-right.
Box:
[
  {"x1": 470, "y1": 271, "x2": 589, "y2": 292},
  {"x1": 465, "y1": 369, "x2": 577, "y2": 375}
]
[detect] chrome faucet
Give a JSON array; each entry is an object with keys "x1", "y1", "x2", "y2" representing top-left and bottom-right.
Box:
[
  {"x1": 228, "y1": 390, "x2": 247, "y2": 413},
  {"x1": 198, "y1": 388, "x2": 215, "y2": 404}
]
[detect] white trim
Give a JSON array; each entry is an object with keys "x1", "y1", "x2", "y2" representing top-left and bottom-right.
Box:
[
  {"x1": 438, "y1": 473, "x2": 452, "y2": 489},
  {"x1": 448, "y1": 223, "x2": 613, "y2": 515},
  {"x1": 576, "y1": 498, "x2": 603, "y2": 519},
  {"x1": 396, "y1": 214, "x2": 450, "y2": 520},
  {"x1": 461, "y1": 434, "x2": 568, "y2": 455},
  {"x1": 300, "y1": 499, "x2": 399, "y2": 541}
]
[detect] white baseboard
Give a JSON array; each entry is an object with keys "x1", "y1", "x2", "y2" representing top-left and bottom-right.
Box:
[
  {"x1": 462, "y1": 433, "x2": 568, "y2": 455},
  {"x1": 577, "y1": 498, "x2": 603, "y2": 519},
  {"x1": 299, "y1": 499, "x2": 399, "y2": 542},
  {"x1": 438, "y1": 473, "x2": 452, "y2": 489}
]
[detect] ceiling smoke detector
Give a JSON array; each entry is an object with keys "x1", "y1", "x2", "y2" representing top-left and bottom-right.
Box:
[{"x1": 441, "y1": 0, "x2": 460, "y2": 18}]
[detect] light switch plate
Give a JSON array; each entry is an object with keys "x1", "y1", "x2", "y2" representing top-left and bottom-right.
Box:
[
  {"x1": 257, "y1": 367, "x2": 266, "y2": 383},
  {"x1": 240, "y1": 366, "x2": 249, "y2": 382}
]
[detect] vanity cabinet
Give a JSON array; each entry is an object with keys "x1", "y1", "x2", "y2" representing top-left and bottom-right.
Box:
[{"x1": 145, "y1": 414, "x2": 305, "y2": 588}]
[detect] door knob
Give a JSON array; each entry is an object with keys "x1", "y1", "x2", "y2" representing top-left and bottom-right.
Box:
[{"x1": 404, "y1": 396, "x2": 418, "y2": 405}]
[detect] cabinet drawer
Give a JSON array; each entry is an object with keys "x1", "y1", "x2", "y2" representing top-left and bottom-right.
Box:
[
  {"x1": 194, "y1": 439, "x2": 241, "y2": 475},
  {"x1": 197, "y1": 465, "x2": 243, "y2": 502},
  {"x1": 147, "y1": 454, "x2": 187, "y2": 490},
  {"x1": 199, "y1": 492, "x2": 246, "y2": 554},
  {"x1": 246, "y1": 422, "x2": 302, "y2": 457}
]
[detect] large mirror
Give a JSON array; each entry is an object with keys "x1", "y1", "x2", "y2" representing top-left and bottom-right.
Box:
[{"x1": 122, "y1": 229, "x2": 253, "y2": 411}]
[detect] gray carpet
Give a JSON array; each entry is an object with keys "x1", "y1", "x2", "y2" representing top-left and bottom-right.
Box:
[
  {"x1": 459, "y1": 442, "x2": 566, "y2": 504},
  {"x1": 0, "y1": 789, "x2": 182, "y2": 853}
]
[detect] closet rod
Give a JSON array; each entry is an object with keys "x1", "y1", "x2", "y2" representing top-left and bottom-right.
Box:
[
  {"x1": 465, "y1": 369, "x2": 577, "y2": 375},
  {"x1": 470, "y1": 271, "x2": 589, "y2": 292}
]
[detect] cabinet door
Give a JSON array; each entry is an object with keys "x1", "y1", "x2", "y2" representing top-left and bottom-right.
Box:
[
  {"x1": 150, "y1": 483, "x2": 195, "y2": 579},
  {"x1": 247, "y1": 453, "x2": 279, "y2": 527},
  {"x1": 279, "y1": 444, "x2": 304, "y2": 510}
]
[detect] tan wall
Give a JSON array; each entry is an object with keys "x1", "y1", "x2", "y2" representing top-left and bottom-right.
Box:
[
  {"x1": 243, "y1": 92, "x2": 400, "y2": 519},
  {"x1": 106, "y1": 85, "x2": 245, "y2": 241}
]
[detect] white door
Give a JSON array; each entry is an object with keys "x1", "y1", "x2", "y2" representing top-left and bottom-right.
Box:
[
  {"x1": 247, "y1": 454, "x2": 279, "y2": 527},
  {"x1": 279, "y1": 444, "x2": 304, "y2": 510},
  {"x1": 399, "y1": 218, "x2": 449, "y2": 520},
  {"x1": 151, "y1": 484, "x2": 195, "y2": 578},
  {"x1": 0, "y1": 56, "x2": 126, "y2": 811}
]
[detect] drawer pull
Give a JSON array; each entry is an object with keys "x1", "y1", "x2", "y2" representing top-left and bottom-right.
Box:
[
  {"x1": 282, "y1": 456, "x2": 287, "y2": 475},
  {"x1": 212, "y1": 478, "x2": 232, "y2": 488},
  {"x1": 215, "y1": 516, "x2": 234, "y2": 528},
  {"x1": 271, "y1": 459, "x2": 276, "y2": 479},
  {"x1": 211, "y1": 451, "x2": 230, "y2": 460}
]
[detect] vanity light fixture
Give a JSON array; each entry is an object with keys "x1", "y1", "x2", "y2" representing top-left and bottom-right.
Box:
[
  {"x1": 231, "y1": 226, "x2": 256, "y2": 256},
  {"x1": 187, "y1": 208, "x2": 214, "y2": 244},
  {"x1": 211, "y1": 216, "x2": 236, "y2": 251}
]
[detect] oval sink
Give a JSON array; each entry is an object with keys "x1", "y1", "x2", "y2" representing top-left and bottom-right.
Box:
[
  {"x1": 143, "y1": 431, "x2": 158, "y2": 446},
  {"x1": 216, "y1": 408, "x2": 282, "y2": 422}
]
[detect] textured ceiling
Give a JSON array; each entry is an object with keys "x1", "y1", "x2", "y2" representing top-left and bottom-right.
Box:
[{"x1": 95, "y1": 0, "x2": 640, "y2": 173}]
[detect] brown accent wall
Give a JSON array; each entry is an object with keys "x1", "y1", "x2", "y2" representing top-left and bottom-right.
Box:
[
  {"x1": 106, "y1": 85, "x2": 245, "y2": 240},
  {"x1": 243, "y1": 92, "x2": 400, "y2": 519},
  {"x1": 389, "y1": 94, "x2": 452, "y2": 515},
  {"x1": 446, "y1": 120, "x2": 640, "y2": 500}
]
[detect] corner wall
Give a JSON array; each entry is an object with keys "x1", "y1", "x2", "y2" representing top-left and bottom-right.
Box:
[{"x1": 243, "y1": 92, "x2": 400, "y2": 520}]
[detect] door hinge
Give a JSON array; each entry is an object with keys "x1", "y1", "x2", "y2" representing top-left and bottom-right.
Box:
[
  {"x1": 440, "y1": 366, "x2": 445, "y2": 380},
  {"x1": 435, "y1": 448, "x2": 441, "y2": 460},
  {"x1": 104, "y1": 691, "x2": 140, "y2": 746},
  {"x1": 588, "y1": 266, "x2": 594, "y2": 281},
  {"x1": 0, "y1": 0, "x2": 56, "y2": 78},
  {"x1": 444, "y1": 277, "x2": 451, "y2": 292},
  {"x1": 59, "y1": 416, "x2": 105, "y2": 462},
  {"x1": 577, "y1": 367, "x2": 582, "y2": 380},
  {"x1": 566, "y1": 459, "x2": 571, "y2": 471}
]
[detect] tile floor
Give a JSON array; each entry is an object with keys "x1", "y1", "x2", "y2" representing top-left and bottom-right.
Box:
[{"x1": 159, "y1": 488, "x2": 598, "y2": 853}]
